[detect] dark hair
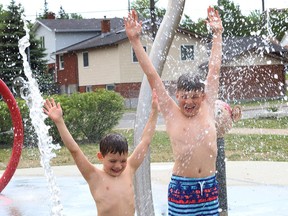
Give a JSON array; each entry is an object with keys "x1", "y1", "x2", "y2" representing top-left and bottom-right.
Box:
[
  {"x1": 99, "y1": 133, "x2": 128, "y2": 157},
  {"x1": 177, "y1": 73, "x2": 205, "y2": 92}
]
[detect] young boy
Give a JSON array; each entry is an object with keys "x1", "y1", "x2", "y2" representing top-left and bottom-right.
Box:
[
  {"x1": 43, "y1": 90, "x2": 158, "y2": 216},
  {"x1": 125, "y1": 7, "x2": 223, "y2": 215}
]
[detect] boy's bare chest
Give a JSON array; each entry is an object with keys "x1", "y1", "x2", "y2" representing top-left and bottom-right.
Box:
[
  {"x1": 92, "y1": 174, "x2": 134, "y2": 215},
  {"x1": 167, "y1": 114, "x2": 217, "y2": 151}
]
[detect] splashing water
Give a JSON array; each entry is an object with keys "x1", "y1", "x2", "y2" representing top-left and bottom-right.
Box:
[{"x1": 18, "y1": 17, "x2": 63, "y2": 216}]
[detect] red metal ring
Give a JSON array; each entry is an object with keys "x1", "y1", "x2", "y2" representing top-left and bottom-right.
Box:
[{"x1": 0, "y1": 79, "x2": 24, "y2": 193}]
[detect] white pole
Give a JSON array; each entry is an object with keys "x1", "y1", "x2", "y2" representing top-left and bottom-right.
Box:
[{"x1": 133, "y1": 1, "x2": 185, "y2": 215}]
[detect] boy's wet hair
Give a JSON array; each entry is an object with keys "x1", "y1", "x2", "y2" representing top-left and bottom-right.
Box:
[
  {"x1": 100, "y1": 133, "x2": 128, "y2": 157},
  {"x1": 177, "y1": 73, "x2": 205, "y2": 92}
]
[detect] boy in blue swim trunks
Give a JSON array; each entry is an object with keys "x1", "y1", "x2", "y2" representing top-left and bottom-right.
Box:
[{"x1": 125, "y1": 6, "x2": 223, "y2": 215}]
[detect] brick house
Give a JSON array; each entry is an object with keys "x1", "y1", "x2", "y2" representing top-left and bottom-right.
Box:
[
  {"x1": 33, "y1": 17, "x2": 124, "y2": 76},
  {"x1": 54, "y1": 19, "x2": 208, "y2": 107},
  {"x1": 34, "y1": 17, "x2": 288, "y2": 105},
  {"x1": 217, "y1": 36, "x2": 288, "y2": 101}
]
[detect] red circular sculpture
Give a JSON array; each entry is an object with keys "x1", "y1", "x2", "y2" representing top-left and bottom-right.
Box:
[{"x1": 0, "y1": 79, "x2": 24, "y2": 193}]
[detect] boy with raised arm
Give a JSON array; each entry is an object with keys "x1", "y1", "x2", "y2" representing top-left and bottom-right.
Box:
[
  {"x1": 43, "y1": 90, "x2": 159, "y2": 216},
  {"x1": 125, "y1": 7, "x2": 223, "y2": 215}
]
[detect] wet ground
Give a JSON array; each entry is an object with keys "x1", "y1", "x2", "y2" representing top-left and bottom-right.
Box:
[
  {"x1": 1, "y1": 162, "x2": 288, "y2": 216},
  {"x1": 1, "y1": 104, "x2": 288, "y2": 215}
]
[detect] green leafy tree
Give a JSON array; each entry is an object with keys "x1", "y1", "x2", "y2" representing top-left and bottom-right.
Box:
[
  {"x1": 131, "y1": 0, "x2": 165, "y2": 20},
  {"x1": 37, "y1": 0, "x2": 55, "y2": 19},
  {"x1": 58, "y1": 6, "x2": 69, "y2": 19},
  {"x1": 180, "y1": 14, "x2": 208, "y2": 35},
  {"x1": 214, "y1": 0, "x2": 250, "y2": 37},
  {"x1": 266, "y1": 8, "x2": 288, "y2": 41},
  {"x1": 0, "y1": 0, "x2": 53, "y2": 94},
  {"x1": 181, "y1": 0, "x2": 288, "y2": 41},
  {"x1": 0, "y1": 0, "x2": 25, "y2": 88},
  {"x1": 70, "y1": 13, "x2": 83, "y2": 19}
]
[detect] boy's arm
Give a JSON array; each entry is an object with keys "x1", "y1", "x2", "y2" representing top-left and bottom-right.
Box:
[
  {"x1": 43, "y1": 98, "x2": 96, "y2": 182},
  {"x1": 205, "y1": 6, "x2": 223, "y2": 106},
  {"x1": 124, "y1": 10, "x2": 174, "y2": 115},
  {"x1": 128, "y1": 89, "x2": 158, "y2": 171}
]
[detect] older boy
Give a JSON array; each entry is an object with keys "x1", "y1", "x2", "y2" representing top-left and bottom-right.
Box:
[
  {"x1": 125, "y1": 7, "x2": 223, "y2": 215},
  {"x1": 43, "y1": 90, "x2": 158, "y2": 216}
]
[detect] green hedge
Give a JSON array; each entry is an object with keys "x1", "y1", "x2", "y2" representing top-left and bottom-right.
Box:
[{"x1": 0, "y1": 90, "x2": 125, "y2": 146}]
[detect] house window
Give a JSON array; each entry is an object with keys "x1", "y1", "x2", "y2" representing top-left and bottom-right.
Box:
[
  {"x1": 86, "y1": 85, "x2": 93, "y2": 92},
  {"x1": 132, "y1": 46, "x2": 147, "y2": 63},
  {"x1": 180, "y1": 45, "x2": 194, "y2": 61},
  {"x1": 106, "y1": 84, "x2": 115, "y2": 91},
  {"x1": 59, "y1": 54, "x2": 64, "y2": 70},
  {"x1": 83, "y1": 52, "x2": 89, "y2": 67},
  {"x1": 40, "y1": 36, "x2": 45, "y2": 48}
]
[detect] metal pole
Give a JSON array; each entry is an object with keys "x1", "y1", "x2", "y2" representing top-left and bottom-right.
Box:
[
  {"x1": 262, "y1": 0, "x2": 265, "y2": 12},
  {"x1": 133, "y1": 1, "x2": 186, "y2": 215},
  {"x1": 216, "y1": 137, "x2": 228, "y2": 216},
  {"x1": 150, "y1": 0, "x2": 156, "y2": 39}
]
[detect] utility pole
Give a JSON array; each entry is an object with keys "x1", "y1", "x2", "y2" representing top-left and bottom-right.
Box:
[
  {"x1": 150, "y1": 0, "x2": 157, "y2": 39},
  {"x1": 262, "y1": 0, "x2": 265, "y2": 12}
]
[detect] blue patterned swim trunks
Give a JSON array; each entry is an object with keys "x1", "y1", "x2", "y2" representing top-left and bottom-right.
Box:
[{"x1": 168, "y1": 174, "x2": 219, "y2": 216}]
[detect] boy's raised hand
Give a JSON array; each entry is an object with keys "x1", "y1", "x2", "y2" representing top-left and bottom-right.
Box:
[
  {"x1": 43, "y1": 98, "x2": 63, "y2": 123},
  {"x1": 124, "y1": 10, "x2": 142, "y2": 41},
  {"x1": 206, "y1": 6, "x2": 223, "y2": 34},
  {"x1": 151, "y1": 88, "x2": 160, "y2": 112}
]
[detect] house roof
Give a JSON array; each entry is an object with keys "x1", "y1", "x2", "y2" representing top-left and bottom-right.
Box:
[
  {"x1": 33, "y1": 17, "x2": 124, "y2": 33},
  {"x1": 55, "y1": 29, "x2": 127, "y2": 54},
  {"x1": 222, "y1": 36, "x2": 288, "y2": 62},
  {"x1": 200, "y1": 36, "x2": 288, "y2": 68},
  {"x1": 54, "y1": 19, "x2": 205, "y2": 54}
]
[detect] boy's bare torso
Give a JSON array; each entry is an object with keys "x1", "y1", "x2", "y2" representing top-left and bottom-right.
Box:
[
  {"x1": 88, "y1": 167, "x2": 135, "y2": 216},
  {"x1": 165, "y1": 101, "x2": 217, "y2": 178}
]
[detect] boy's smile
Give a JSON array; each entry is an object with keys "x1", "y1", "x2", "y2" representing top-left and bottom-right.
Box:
[
  {"x1": 176, "y1": 91, "x2": 206, "y2": 117},
  {"x1": 98, "y1": 152, "x2": 128, "y2": 177}
]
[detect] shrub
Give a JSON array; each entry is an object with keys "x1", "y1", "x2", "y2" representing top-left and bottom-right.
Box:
[
  {"x1": 47, "y1": 90, "x2": 125, "y2": 144},
  {"x1": 0, "y1": 97, "x2": 30, "y2": 146},
  {"x1": 0, "y1": 90, "x2": 125, "y2": 146}
]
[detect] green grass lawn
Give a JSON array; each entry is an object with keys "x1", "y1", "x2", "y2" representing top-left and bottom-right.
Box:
[
  {"x1": 1, "y1": 128, "x2": 287, "y2": 170},
  {"x1": 234, "y1": 116, "x2": 288, "y2": 129},
  {"x1": 1, "y1": 115, "x2": 288, "y2": 170}
]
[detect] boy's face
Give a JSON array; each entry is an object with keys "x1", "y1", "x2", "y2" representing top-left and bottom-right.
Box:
[
  {"x1": 176, "y1": 90, "x2": 206, "y2": 117},
  {"x1": 97, "y1": 152, "x2": 128, "y2": 177}
]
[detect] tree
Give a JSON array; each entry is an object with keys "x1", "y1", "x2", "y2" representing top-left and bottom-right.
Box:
[
  {"x1": 181, "y1": 0, "x2": 288, "y2": 42},
  {"x1": 215, "y1": 0, "x2": 249, "y2": 36},
  {"x1": 0, "y1": 0, "x2": 53, "y2": 94},
  {"x1": 266, "y1": 8, "x2": 288, "y2": 41},
  {"x1": 58, "y1": 6, "x2": 69, "y2": 19},
  {"x1": 131, "y1": 0, "x2": 165, "y2": 20},
  {"x1": 37, "y1": 0, "x2": 55, "y2": 19},
  {"x1": 0, "y1": 0, "x2": 25, "y2": 88},
  {"x1": 70, "y1": 13, "x2": 83, "y2": 19},
  {"x1": 180, "y1": 14, "x2": 208, "y2": 35}
]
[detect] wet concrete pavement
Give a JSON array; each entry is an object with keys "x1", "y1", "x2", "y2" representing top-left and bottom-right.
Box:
[{"x1": 1, "y1": 161, "x2": 288, "y2": 216}]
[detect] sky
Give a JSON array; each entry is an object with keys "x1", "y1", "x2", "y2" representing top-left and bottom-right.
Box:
[{"x1": 1, "y1": 0, "x2": 288, "y2": 22}]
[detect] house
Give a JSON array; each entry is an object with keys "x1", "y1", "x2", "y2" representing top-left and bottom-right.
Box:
[
  {"x1": 34, "y1": 17, "x2": 288, "y2": 106},
  {"x1": 33, "y1": 17, "x2": 124, "y2": 73},
  {"x1": 53, "y1": 18, "x2": 208, "y2": 107},
  {"x1": 216, "y1": 36, "x2": 288, "y2": 101}
]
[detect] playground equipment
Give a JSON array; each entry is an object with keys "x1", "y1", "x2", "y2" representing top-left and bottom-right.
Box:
[
  {"x1": 133, "y1": 1, "x2": 185, "y2": 215},
  {"x1": 0, "y1": 79, "x2": 24, "y2": 193}
]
